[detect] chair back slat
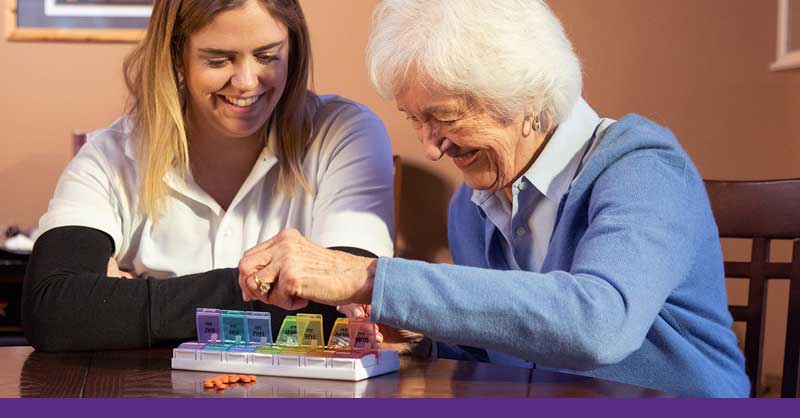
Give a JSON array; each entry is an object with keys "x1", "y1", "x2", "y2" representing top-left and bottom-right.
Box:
[
  {"x1": 782, "y1": 240, "x2": 800, "y2": 397},
  {"x1": 725, "y1": 261, "x2": 793, "y2": 279},
  {"x1": 742, "y1": 238, "x2": 769, "y2": 396},
  {"x1": 705, "y1": 180, "x2": 800, "y2": 238},
  {"x1": 704, "y1": 179, "x2": 800, "y2": 398}
]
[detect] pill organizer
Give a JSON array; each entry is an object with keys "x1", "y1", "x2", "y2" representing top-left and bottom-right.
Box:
[{"x1": 172, "y1": 309, "x2": 400, "y2": 381}]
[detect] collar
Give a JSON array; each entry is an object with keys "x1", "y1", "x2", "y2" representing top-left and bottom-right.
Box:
[
  {"x1": 471, "y1": 97, "x2": 600, "y2": 206},
  {"x1": 126, "y1": 117, "x2": 279, "y2": 216},
  {"x1": 123, "y1": 116, "x2": 137, "y2": 161}
]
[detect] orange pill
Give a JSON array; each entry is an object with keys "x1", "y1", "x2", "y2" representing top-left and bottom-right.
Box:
[
  {"x1": 248, "y1": 375, "x2": 257, "y2": 381},
  {"x1": 215, "y1": 382, "x2": 228, "y2": 390},
  {"x1": 228, "y1": 375, "x2": 240, "y2": 383},
  {"x1": 239, "y1": 376, "x2": 251, "y2": 383},
  {"x1": 203, "y1": 380, "x2": 215, "y2": 388}
]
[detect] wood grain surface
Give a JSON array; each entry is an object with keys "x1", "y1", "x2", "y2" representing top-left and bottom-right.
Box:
[{"x1": 0, "y1": 347, "x2": 670, "y2": 398}]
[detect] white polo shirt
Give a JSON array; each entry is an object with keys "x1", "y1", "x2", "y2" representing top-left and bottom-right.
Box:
[{"x1": 38, "y1": 95, "x2": 395, "y2": 278}]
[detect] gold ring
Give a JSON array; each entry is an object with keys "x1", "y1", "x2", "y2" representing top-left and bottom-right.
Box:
[
  {"x1": 253, "y1": 272, "x2": 270, "y2": 295},
  {"x1": 259, "y1": 283, "x2": 271, "y2": 295}
]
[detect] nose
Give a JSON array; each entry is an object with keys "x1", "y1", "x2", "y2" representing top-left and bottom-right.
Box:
[
  {"x1": 230, "y1": 59, "x2": 259, "y2": 92},
  {"x1": 417, "y1": 124, "x2": 452, "y2": 161}
]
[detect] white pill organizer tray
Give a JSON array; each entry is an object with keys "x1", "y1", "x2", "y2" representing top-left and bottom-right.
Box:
[{"x1": 171, "y1": 308, "x2": 400, "y2": 381}]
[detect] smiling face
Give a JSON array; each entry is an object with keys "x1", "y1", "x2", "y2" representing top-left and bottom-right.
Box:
[
  {"x1": 396, "y1": 81, "x2": 539, "y2": 192},
  {"x1": 181, "y1": 0, "x2": 289, "y2": 141}
]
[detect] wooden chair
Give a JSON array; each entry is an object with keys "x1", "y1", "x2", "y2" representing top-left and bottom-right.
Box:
[{"x1": 704, "y1": 179, "x2": 800, "y2": 397}]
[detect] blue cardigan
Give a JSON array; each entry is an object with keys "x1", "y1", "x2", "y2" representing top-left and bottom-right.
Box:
[{"x1": 371, "y1": 114, "x2": 750, "y2": 397}]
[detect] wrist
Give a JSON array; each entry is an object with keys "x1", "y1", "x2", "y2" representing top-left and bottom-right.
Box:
[{"x1": 353, "y1": 257, "x2": 377, "y2": 304}]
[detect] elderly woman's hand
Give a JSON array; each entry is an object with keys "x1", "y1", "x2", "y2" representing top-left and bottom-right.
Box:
[{"x1": 237, "y1": 229, "x2": 377, "y2": 310}]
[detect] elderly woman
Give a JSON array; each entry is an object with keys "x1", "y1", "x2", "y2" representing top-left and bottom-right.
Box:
[{"x1": 238, "y1": 0, "x2": 749, "y2": 397}]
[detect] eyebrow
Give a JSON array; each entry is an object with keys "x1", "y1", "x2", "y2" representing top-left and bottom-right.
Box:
[
  {"x1": 198, "y1": 40, "x2": 285, "y2": 56},
  {"x1": 425, "y1": 105, "x2": 461, "y2": 115},
  {"x1": 398, "y1": 105, "x2": 461, "y2": 116}
]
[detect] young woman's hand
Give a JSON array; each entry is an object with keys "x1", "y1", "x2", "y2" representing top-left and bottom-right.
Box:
[{"x1": 107, "y1": 257, "x2": 136, "y2": 279}]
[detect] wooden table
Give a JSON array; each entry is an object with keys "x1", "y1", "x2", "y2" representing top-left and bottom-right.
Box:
[{"x1": 0, "y1": 346, "x2": 670, "y2": 397}]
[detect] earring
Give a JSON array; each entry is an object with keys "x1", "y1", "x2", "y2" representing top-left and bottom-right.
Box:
[
  {"x1": 533, "y1": 113, "x2": 542, "y2": 132},
  {"x1": 522, "y1": 115, "x2": 533, "y2": 137}
]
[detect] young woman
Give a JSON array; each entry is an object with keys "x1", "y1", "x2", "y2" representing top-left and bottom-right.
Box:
[{"x1": 23, "y1": 0, "x2": 394, "y2": 351}]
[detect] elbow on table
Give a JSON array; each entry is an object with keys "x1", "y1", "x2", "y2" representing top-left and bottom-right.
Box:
[
  {"x1": 557, "y1": 286, "x2": 646, "y2": 370},
  {"x1": 561, "y1": 324, "x2": 643, "y2": 371},
  {"x1": 23, "y1": 312, "x2": 95, "y2": 352},
  {"x1": 21, "y1": 290, "x2": 71, "y2": 352},
  {"x1": 568, "y1": 344, "x2": 637, "y2": 371},
  {"x1": 22, "y1": 310, "x2": 62, "y2": 352},
  {"x1": 512, "y1": 319, "x2": 641, "y2": 370}
]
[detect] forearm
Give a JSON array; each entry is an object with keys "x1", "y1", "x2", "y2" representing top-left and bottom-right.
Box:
[
  {"x1": 370, "y1": 258, "x2": 634, "y2": 370},
  {"x1": 22, "y1": 226, "x2": 251, "y2": 352}
]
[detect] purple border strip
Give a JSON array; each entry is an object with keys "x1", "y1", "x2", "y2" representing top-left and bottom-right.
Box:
[{"x1": 1, "y1": 399, "x2": 799, "y2": 418}]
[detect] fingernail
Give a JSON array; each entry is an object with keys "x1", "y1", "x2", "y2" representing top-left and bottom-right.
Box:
[{"x1": 354, "y1": 308, "x2": 365, "y2": 317}]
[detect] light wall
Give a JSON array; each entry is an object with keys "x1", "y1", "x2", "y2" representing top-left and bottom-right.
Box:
[{"x1": 1, "y1": 0, "x2": 798, "y2": 386}]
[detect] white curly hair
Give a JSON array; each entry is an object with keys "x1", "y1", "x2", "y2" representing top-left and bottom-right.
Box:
[{"x1": 366, "y1": 0, "x2": 582, "y2": 125}]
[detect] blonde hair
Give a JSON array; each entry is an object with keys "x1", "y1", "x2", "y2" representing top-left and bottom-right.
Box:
[
  {"x1": 367, "y1": 0, "x2": 581, "y2": 125},
  {"x1": 124, "y1": 0, "x2": 317, "y2": 219}
]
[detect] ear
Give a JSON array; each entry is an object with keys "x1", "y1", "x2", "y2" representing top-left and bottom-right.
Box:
[
  {"x1": 525, "y1": 100, "x2": 551, "y2": 132},
  {"x1": 174, "y1": 45, "x2": 187, "y2": 82},
  {"x1": 174, "y1": 54, "x2": 184, "y2": 76},
  {"x1": 174, "y1": 65, "x2": 185, "y2": 88},
  {"x1": 540, "y1": 111, "x2": 552, "y2": 133},
  {"x1": 523, "y1": 103, "x2": 536, "y2": 118}
]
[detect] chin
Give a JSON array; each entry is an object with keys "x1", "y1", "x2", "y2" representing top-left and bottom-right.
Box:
[
  {"x1": 459, "y1": 154, "x2": 504, "y2": 191},
  {"x1": 222, "y1": 124, "x2": 264, "y2": 139},
  {"x1": 462, "y1": 173, "x2": 498, "y2": 191}
]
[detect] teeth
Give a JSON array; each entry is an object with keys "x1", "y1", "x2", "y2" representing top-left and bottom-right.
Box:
[{"x1": 224, "y1": 95, "x2": 260, "y2": 107}]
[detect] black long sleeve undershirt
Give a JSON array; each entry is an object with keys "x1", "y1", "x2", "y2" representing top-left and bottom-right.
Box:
[{"x1": 22, "y1": 226, "x2": 376, "y2": 352}]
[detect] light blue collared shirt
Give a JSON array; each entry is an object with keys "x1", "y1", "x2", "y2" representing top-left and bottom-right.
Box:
[
  {"x1": 471, "y1": 98, "x2": 610, "y2": 274},
  {"x1": 460, "y1": 98, "x2": 613, "y2": 368}
]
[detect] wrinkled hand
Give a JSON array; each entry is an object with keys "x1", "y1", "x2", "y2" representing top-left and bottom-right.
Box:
[
  {"x1": 237, "y1": 229, "x2": 377, "y2": 310},
  {"x1": 107, "y1": 257, "x2": 135, "y2": 279},
  {"x1": 338, "y1": 304, "x2": 432, "y2": 358}
]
